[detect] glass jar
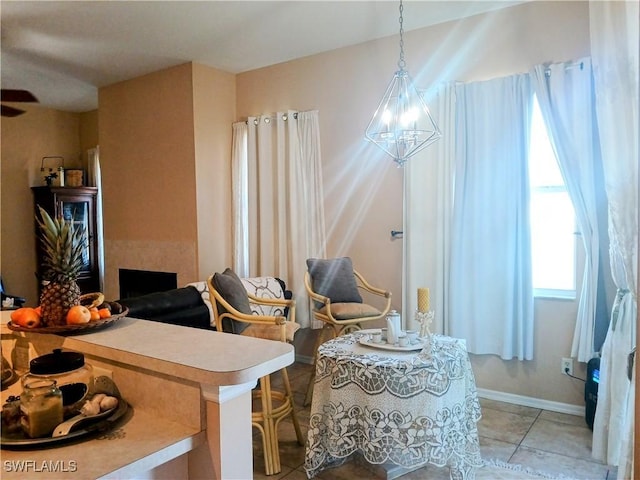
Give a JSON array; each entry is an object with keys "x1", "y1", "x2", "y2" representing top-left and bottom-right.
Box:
[
  {"x1": 20, "y1": 379, "x2": 63, "y2": 438},
  {"x1": 22, "y1": 349, "x2": 94, "y2": 416}
]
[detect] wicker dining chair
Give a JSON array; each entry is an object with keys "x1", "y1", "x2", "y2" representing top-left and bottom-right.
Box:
[
  {"x1": 304, "y1": 257, "x2": 392, "y2": 405},
  {"x1": 206, "y1": 269, "x2": 303, "y2": 476}
]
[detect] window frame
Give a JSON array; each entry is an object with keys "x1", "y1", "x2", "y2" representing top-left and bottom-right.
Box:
[{"x1": 528, "y1": 98, "x2": 578, "y2": 300}]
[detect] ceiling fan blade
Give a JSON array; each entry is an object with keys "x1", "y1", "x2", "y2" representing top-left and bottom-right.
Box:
[
  {"x1": 1, "y1": 105, "x2": 26, "y2": 117},
  {"x1": 1, "y1": 89, "x2": 38, "y2": 103}
]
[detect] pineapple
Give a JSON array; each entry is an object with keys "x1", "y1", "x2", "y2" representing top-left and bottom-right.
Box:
[{"x1": 36, "y1": 206, "x2": 87, "y2": 326}]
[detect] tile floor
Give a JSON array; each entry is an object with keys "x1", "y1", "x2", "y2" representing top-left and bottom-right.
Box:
[{"x1": 252, "y1": 362, "x2": 617, "y2": 480}]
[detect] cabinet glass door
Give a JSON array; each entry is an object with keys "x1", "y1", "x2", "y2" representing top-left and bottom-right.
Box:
[{"x1": 61, "y1": 201, "x2": 91, "y2": 269}]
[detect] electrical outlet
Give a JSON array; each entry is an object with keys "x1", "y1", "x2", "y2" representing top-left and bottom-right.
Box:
[{"x1": 561, "y1": 357, "x2": 573, "y2": 376}]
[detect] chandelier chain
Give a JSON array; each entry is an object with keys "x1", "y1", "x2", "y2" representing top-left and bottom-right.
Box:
[{"x1": 397, "y1": 0, "x2": 405, "y2": 70}]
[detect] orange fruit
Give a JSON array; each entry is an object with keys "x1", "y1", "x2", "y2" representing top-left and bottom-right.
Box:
[
  {"x1": 33, "y1": 306, "x2": 42, "y2": 316},
  {"x1": 89, "y1": 307, "x2": 100, "y2": 321},
  {"x1": 98, "y1": 308, "x2": 111, "y2": 319},
  {"x1": 66, "y1": 305, "x2": 91, "y2": 325},
  {"x1": 10, "y1": 308, "x2": 24, "y2": 323},
  {"x1": 10, "y1": 307, "x2": 41, "y2": 328}
]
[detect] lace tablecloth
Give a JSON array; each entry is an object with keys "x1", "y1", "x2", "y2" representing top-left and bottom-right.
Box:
[{"x1": 304, "y1": 332, "x2": 482, "y2": 479}]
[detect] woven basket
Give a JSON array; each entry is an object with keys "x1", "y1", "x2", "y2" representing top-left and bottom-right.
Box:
[{"x1": 65, "y1": 169, "x2": 84, "y2": 187}]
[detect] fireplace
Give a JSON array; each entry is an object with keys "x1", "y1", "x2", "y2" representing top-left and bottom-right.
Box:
[{"x1": 119, "y1": 269, "x2": 177, "y2": 299}]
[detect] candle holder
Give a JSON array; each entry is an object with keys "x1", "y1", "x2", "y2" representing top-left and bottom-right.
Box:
[
  {"x1": 415, "y1": 310, "x2": 434, "y2": 360},
  {"x1": 415, "y1": 309, "x2": 434, "y2": 338}
]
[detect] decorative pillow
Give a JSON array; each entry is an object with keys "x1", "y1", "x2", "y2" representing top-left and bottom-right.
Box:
[
  {"x1": 241, "y1": 277, "x2": 286, "y2": 317},
  {"x1": 212, "y1": 268, "x2": 251, "y2": 334},
  {"x1": 306, "y1": 257, "x2": 362, "y2": 306}
]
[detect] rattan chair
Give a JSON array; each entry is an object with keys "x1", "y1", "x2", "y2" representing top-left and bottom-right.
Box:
[
  {"x1": 304, "y1": 258, "x2": 392, "y2": 405},
  {"x1": 207, "y1": 271, "x2": 303, "y2": 476}
]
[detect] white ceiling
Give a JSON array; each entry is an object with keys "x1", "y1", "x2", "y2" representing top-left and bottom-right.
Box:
[{"x1": 1, "y1": 1, "x2": 525, "y2": 113}]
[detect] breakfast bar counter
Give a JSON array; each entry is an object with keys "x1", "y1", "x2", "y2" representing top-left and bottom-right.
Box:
[
  {"x1": 1, "y1": 398, "x2": 204, "y2": 479},
  {"x1": 1, "y1": 314, "x2": 295, "y2": 479}
]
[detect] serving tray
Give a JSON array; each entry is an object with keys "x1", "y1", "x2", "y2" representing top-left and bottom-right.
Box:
[
  {"x1": 1, "y1": 400, "x2": 128, "y2": 449},
  {"x1": 1, "y1": 376, "x2": 129, "y2": 449},
  {"x1": 359, "y1": 336, "x2": 426, "y2": 352},
  {"x1": 7, "y1": 309, "x2": 128, "y2": 336}
]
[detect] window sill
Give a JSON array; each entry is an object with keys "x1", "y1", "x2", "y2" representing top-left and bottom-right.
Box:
[{"x1": 534, "y1": 289, "x2": 576, "y2": 301}]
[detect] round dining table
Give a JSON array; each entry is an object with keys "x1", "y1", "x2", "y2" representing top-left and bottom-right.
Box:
[{"x1": 304, "y1": 331, "x2": 482, "y2": 480}]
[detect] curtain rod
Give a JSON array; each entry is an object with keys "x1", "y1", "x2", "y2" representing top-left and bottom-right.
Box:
[
  {"x1": 245, "y1": 112, "x2": 298, "y2": 125},
  {"x1": 545, "y1": 60, "x2": 584, "y2": 77}
]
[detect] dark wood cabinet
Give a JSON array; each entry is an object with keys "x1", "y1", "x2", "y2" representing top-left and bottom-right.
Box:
[{"x1": 32, "y1": 186, "x2": 100, "y2": 295}]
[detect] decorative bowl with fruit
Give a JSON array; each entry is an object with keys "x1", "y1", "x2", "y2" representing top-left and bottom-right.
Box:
[
  {"x1": 7, "y1": 293, "x2": 129, "y2": 335},
  {"x1": 9, "y1": 207, "x2": 128, "y2": 334}
]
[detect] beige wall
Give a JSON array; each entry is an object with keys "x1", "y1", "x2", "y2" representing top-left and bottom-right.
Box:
[
  {"x1": 99, "y1": 63, "x2": 199, "y2": 299},
  {"x1": 236, "y1": 1, "x2": 591, "y2": 405},
  {"x1": 1, "y1": 105, "x2": 83, "y2": 305},
  {"x1": 99, "y1": 62, "x2": 235, "y2": 299},
  {"x1": 79, "y1": 110, "x2": 99, "y2": 154},
  {"x1": 192, "y1": 63, "x2": 236, "y2": 279},
  {"x1": 79, "y1": 110, "x2": 99, "y2": 170}
]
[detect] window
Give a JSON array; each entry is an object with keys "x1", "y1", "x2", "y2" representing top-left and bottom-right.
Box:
[{"x1": 528, "y1": 96, "x2": 576, "y2": 298}]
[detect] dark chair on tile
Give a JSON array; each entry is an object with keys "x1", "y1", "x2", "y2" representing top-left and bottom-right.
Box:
[{"x1": 207, "y1": 268, "x2": 303, "y2": 476}]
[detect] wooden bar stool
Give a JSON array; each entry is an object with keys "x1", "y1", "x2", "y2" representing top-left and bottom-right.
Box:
[{"x1": 207, "y1": 270, "x2": 303, "y2": 475}]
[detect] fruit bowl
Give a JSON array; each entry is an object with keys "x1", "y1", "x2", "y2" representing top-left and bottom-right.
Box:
[{"x1": 7, "y1": 309, "x2": 129, "y2": 336}]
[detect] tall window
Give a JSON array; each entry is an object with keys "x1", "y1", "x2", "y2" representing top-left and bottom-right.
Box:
[{"x1": 528, "y1": 96, "x2": 576, "y2": 298}]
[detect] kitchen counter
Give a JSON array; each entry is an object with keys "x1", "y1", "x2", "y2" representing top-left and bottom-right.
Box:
[
  {"x1": 2, "y1": 395, "x2": 203, "y2": 480},
  {"x1": 1, "y1": 313, "x2": 294, "y2": 479}
]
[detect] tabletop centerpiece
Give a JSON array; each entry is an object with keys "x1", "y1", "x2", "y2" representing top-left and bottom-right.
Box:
[
  {"x1": 8, "y1": 207, "x2": 126, "y2": 333},
  {"x1": 415, "y1": 287, "x2": 435, "y2": 357},
  {"x1": 37, "y1": 206, "x2": 86, "y2": 327}
]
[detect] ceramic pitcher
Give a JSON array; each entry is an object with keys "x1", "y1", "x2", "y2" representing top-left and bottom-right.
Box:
[{"x1": 386, "y1": 310, "x2": 401, "y2": 344}]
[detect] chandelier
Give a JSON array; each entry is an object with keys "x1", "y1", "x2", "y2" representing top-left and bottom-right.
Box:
[{"x1": 365, "y1": 0, "x2": 441, "y2": 167}]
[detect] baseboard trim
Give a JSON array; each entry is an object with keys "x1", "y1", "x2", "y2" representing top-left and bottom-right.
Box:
[{"x1": 477, "y1": 388, "x2": 585, "y2": 417}]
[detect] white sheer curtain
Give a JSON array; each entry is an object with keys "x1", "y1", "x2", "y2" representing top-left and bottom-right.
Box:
[
  {"x1": 231, "y1": 122, "x2": 249, "y2": 276},
  {"x1": 404, "y1": 83, "x2": 456, "y2": 334},
  {"x1": 297, "y1": 111, "x2": 327, "y2": 277},
  {"x1": 531, "y1": 58, "x2": 603, "y2": 363},
  {"x1": 86, "y1": 147, "x2": 104, "y2": 292},
  {"x1": 589, "y1": 2, "x2": 638, "y2": 477},
  {"x1": 231, "y1": 110, "x2": 326, "y2": 328},
  {"x1": 449, "y1": 74, "x2": 535, "y2": 360}
]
